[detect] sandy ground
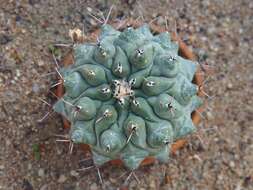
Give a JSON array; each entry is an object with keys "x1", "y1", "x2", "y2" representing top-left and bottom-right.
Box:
[{"x1": 0, "y1": 0, "x2": 253, "y2": 189}]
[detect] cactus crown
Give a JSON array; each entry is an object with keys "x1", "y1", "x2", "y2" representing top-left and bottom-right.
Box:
[{"x1": 54, "y1": 24, "x2": 202, "y2": 169}]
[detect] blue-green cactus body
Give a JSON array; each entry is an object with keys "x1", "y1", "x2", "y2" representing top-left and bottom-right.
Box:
[{"x1": 53, "y1": 24, "x2": 202, "y2": 170}]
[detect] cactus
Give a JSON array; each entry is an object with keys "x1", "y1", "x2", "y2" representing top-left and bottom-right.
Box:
[{"x1": 53, "y1": 24, "x2": 202, "y2": 170}]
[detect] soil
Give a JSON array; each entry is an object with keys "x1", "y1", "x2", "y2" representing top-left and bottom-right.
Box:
[{"x1": 0, "y1": 0, "x2": 252, "y2": 190}]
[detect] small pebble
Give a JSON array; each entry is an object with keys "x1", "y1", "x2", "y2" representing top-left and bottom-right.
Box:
[
  {"x1": 37, "y1": 60, "x2": 45, "y2": 67},
  {"x1": 206, "y1": 111, "x2": 213, "y2": 120},
  {"x1": 32, "y1": 83, "x2": 40, "y2": 93},
  {"x1": 229, "y1": 161, "x2": 235, "y2": 168},
  {"x1": 40, "y1": 184, "x2": 48, "y2": 190},
  {"x1": 87, "y1": 7, "x2": 92, "y2": 12},
  {"x1": 57, "y1": 174, "x2": 67, "y2": 183},
  {"x1": 28, "y1": 164, "x2": 32, "y2": 170},
  {"x1": 16, "y1": 69, "x2": 21, "y2": 77},
  {"x1": 70, "y1": 170, "x2": 79, "y2": 177},
  {"x1": 218, "y1": 174, "x2": 223, "y2": 180},
  {"x1": 38, "y1": 168, "x2": 45, "y2": 177},
  {"x1": 149, "y1": 180, "x2": 156, "y2": 188},
  {"x1": 6, "y1": 139, "x2": 11, "y2": 146},
  {"x1": 90, "y1": 183, "x2": 98, "y2": 190},
  {"x1": 227, "y1": 83, "x2": 233, "y2": 89}
]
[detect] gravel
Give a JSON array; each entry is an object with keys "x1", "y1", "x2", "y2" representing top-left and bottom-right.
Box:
[{"x1": 0, "y1": 0, "x2": 252, "y2": 189}]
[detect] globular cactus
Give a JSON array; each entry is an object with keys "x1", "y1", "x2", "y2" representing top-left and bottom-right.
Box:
[{"x1": 53, "y1": 24, "x2": 202, "y2": 170}]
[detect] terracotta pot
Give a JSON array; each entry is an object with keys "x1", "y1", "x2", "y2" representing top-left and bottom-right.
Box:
[{"x1": 56, "y1": 19, "x2": 204, "y2": 167}]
